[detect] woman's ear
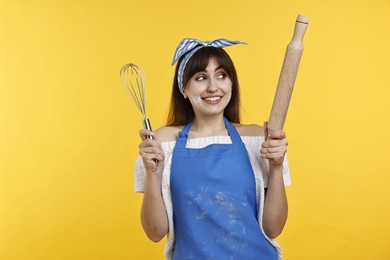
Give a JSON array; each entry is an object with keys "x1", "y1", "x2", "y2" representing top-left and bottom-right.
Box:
[{"x1": 183, "y1": 91, "x2": 187, "y2": 99}]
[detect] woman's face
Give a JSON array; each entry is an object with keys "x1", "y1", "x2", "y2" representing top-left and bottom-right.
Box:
[{"x1": 184, "y1": 57, "x2": 232, "y2": 119}]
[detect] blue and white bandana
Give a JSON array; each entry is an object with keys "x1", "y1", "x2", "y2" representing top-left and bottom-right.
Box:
[{"x1": 171, "y1": 38, "x2": 247, "y2": 94}]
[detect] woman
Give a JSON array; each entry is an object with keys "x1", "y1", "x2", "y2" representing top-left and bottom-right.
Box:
[{"x1": 134, "y1": 38, "x2": 291, "y2": 259}]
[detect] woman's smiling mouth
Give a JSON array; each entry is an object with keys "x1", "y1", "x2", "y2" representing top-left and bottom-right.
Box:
[{"x1": 203, "y1": 96, "x2": 221, "y2": 103}]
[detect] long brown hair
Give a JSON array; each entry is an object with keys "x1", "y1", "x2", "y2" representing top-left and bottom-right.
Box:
[{"x1": 166, "y1": 47, "x2": 241, "y2": 126}]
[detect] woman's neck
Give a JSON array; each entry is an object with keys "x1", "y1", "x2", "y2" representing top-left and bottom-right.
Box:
[{"x1": 189, "y1": 115, "x2": 228, "y2": 138}]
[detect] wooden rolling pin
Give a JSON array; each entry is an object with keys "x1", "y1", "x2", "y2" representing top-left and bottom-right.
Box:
[{"x1": 268, "y1": 15, "x2": 309, "y2": 132}]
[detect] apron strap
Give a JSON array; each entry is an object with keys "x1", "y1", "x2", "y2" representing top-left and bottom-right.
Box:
[
  {"x1": 176, "y1": 117, "x2": 243, "y2": 148},
  {"x1": 223, "y1": 117, "x2": 243, "y2": 145},
  {"x1": 176, "y1": 121, "x2": 193, "y2": 149}
]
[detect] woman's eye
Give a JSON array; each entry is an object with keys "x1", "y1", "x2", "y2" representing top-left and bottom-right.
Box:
[
  {"x1": 217, "y1": 73, "x2": 226, "y2": 79},
  {"x1": 196, "y1": 76, "x2": 206, "y2": 81}
]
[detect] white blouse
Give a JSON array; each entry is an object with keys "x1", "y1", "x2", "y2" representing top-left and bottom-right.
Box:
[{"x1": 134, "y1": 135, "x2": 291, "y2": 260}]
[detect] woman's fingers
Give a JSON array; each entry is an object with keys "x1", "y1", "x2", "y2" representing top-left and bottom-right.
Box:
[
  {"x1": 139, "y1": 129, "x2": 154, "y2": 141},
  {"x1": 263, "y1": 121, "x2": 286, "y2": 140},
  {"x1": 140, "y1": 150, "x2": 164, "y2": 164},
  {"x1": 268, "y1": 130, "x2": 286, "y2": 140},
  {"x1": 139, "y1": 145, "x2": 164, "y2": 157},
  {"x1": 261, "y1": 126, "x2": 288, "y2": 165},
  {"x1": 263, "y1": 121, "x2": 269, "y2": 141},
  {"x1": 138, "y1": 132, "x2": 165, "y2": 172},
  {"x1": 262, "y1": 139, "x2": 288, "y2": 148},
  {"x1": 261, "y1": 146, "x2": 285, "y2": 154}
]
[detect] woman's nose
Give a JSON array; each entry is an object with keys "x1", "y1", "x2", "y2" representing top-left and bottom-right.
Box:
[{"x1": 207, "y1": 79, "x2": 218, "y2": 92}]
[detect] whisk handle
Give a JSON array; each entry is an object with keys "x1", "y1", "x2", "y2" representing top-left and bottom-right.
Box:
[
  {"x1": 143, "y1": 118, "x2": 153, "y2": 140},
  {"x1": 143, "y1": 118, "x2": 158, "y2": 164}
]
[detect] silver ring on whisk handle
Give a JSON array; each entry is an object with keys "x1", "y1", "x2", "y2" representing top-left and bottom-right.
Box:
[{"x1": 143, "y1": 118, "x2": 153, "y2": 140}]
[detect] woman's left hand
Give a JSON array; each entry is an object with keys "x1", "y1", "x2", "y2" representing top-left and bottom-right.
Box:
[{"x1": 260, "y1": 121, "x2": 288, "y2": 167}]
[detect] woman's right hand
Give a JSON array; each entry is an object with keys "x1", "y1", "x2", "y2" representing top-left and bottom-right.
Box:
[
  {"x1": 138, "y1": 128, "x2": 168, "y2": 242},
  {"x1": 138, "y1": 129, "x2": 165, "y2": 175}
]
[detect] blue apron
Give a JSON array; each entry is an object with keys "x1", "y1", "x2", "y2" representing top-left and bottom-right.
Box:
[{"x1": 170, "y1": 117, "x2": 277, "y2": 259}]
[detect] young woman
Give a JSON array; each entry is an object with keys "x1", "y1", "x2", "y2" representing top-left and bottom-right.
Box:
[{"x1": 134, "y1": 38, "x2": 291, "y2": 259}]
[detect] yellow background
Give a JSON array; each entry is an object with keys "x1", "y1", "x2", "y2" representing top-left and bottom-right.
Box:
[{"x1": 1, "y1": 0, "x2": 390, "y2": 259}]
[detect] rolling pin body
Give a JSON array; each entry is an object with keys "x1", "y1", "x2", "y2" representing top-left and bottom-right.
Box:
[{"x1": 268, "y1": 15, "x2": 309, "y2": 132}]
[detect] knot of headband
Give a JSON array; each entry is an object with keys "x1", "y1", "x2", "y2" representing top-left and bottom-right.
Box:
[{"x1": 171, "y1": 38, "x2": 247, "y2": 94}]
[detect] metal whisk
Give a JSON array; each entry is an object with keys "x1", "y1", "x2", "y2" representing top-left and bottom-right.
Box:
[{"x1": 120, "y1": 63, "x2": 153, "y2": 139}]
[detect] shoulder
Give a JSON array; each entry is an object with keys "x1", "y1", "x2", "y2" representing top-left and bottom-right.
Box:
[
  {"x1": 154, "y1": 125, "x2": 184, "y2": 142},
  {"x1": 233, "y1": 123, "x2": 264, "y2": 137}
]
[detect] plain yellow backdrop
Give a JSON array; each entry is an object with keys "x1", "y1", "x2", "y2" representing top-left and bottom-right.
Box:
[{"x1": 1, "y1": 0, "x2": 390, "y2": 259}]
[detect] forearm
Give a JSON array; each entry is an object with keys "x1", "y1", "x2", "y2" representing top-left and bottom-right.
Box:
[
  {"x1": 141, "y1": 172, "x2": 168, "y2": 242},
  {"x1": 262, "y1": 164, "x2": 288, "y2": 239}
]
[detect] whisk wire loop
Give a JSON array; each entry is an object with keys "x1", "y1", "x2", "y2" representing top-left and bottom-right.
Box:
[
  {"x1": 120, "y1": 64, "x2": 147, "y2": 118},
  {"x1": 120, "y1": 62, "x2": 155, "y2": 159}
]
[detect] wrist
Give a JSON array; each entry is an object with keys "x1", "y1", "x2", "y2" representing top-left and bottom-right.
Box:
[
  {"x1": 144, "y1": 173, "x2": 163, "y2": 194},
  {"x1": 269, "y1": 163, "x2": 283, "y2": 173},
  {"x1": 146, "y1": 169, "x2": 163, "y2": 182}
]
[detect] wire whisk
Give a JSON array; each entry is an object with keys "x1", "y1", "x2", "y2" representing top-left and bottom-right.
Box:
[{"x1": 120, "y1": 63, "x2": 153, "y2": 139}]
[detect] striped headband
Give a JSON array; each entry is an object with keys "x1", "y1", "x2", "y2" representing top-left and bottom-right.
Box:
[{"x1": 171, "y1": 38, "x2": 247, "y2": 94}]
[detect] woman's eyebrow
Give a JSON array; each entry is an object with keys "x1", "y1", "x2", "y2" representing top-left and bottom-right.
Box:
[
  {"x1": 197, "y1": 65, "x2": 224, "y2": 74},
  {"x1": 202, "y1": 66, "x2": 224, "y2": 73},
  {"x1": 214, "y1": 66, "x2": 224, "y2": 71}
]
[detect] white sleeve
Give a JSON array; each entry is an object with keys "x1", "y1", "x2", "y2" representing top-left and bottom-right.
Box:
[
  {"x1": 134, "y1": 156, "x2": 146, "y2": 192},
  {"x1": 243, "y1": 136, "x2": 291, "y2": 188},
  {"x1": 133, "y1": 141, "x2": 176, "y2": 193}
]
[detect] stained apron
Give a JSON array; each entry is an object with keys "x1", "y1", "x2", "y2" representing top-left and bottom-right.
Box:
[{"x1": 170, "y1": 117, "x2": 277, "y2": 259}]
